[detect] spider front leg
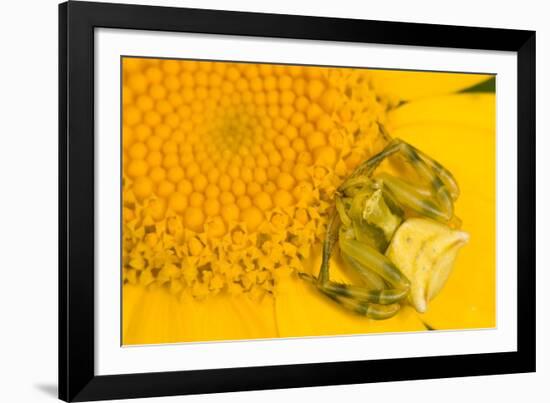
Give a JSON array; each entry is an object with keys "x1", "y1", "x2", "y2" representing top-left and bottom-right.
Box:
[
  {"x1": 300, "y1": 209, "x2": 410, "y2": 320},
  {"x1": 348, "y1": 138, "x2": 459, "y2": 223}
]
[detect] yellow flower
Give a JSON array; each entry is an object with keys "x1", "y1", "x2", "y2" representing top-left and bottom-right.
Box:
[{"x1": 122, "y1": 58, "x2": 495, "y2": 345}]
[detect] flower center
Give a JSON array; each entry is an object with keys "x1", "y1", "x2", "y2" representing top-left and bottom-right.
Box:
[{"x1": 122, "y1": 58, "x2": 393, "y2": 299}]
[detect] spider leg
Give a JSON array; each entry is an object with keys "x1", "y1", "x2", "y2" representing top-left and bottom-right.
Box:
[
  {"x1": 409, "y1": 144, "x2": 459, "y2": 201},
  {"x1": 377, "y1": 125, "x2": 459, "y2": 200},
  {"x1": 301, "y1": 235, "x2": 410, "y2": 320},
  {"x1": 298, "y1": 272, "x2": 402, "y2": 320},
  {"x1": 338, "y1": 237, "x2": 410, "y2": 291},
  {"x1": 341, "y1": 252, "x2": 385, "y2": 290},
  {"x1": 323, "y1": 291, "x2": 401, "y2": 320},
  {"x1": 317, "y1": 210, "x2": 341, "y2": 285},
  {"x1": 349, "y1": 138, "x2": 459, "y2": 222}
]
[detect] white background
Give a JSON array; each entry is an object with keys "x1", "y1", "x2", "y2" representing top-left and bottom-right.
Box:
[
  {"x1": 96, "y1": 28, "x2": 518, "y2": 375},
  {"x1": 0, "y1": 0, "x2": 547, "y2": 402}
]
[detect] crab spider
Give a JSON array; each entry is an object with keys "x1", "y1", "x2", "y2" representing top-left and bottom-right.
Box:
[{"x1": 300, "y1": 136, "x2": 466, "y2": 320}]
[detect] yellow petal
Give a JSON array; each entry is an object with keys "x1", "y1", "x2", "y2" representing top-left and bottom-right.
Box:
[
  {"x1": 123, "y1": 285, "x2": 188, "y2": 345},
  {"x1": 369, "y1": 70, "x2": 493, "y2": 101},
  {"x1": 388, "y1": 93, "x2": 496, "y2": 132},
  {"x1": 123, "y1": 284, "x2": 278, "y2": 344},
  {"x1": 122, "y1": 283, "x2": 145, "y2": 339},
  {"x1": 176, "y1": 293, "x2": 278, "y2": 342},
  {"x1": 386, "y1": 101, "x2": 496, "y2": 329}
]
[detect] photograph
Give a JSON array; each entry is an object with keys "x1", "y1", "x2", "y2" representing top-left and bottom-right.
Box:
[
  {"x1": 0, "y1": 0, "x2": 543, "y2": 401},
  {"x1": 121, "y1": 57, "x2": 496, "y2": 345}
]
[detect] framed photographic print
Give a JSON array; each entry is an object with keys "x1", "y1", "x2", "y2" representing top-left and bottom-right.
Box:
[{"x1": 59, "y1": 1, "x2": 535, "y2": 401}]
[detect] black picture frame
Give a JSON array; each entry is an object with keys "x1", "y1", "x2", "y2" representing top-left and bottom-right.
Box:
[{"x1": 59, "y1": 1, "x2": 536, "y2": 401}]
